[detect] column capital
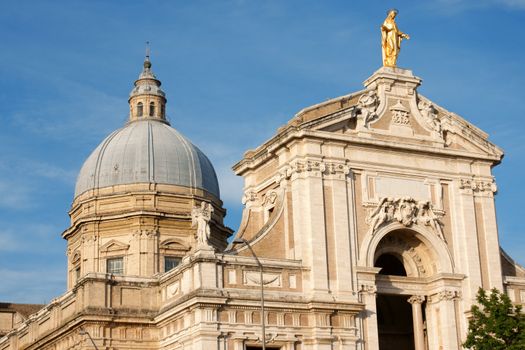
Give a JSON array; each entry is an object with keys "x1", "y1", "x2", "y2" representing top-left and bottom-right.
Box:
[
  {"x1": 407, "y1": 295, "x2": 425, "y2": 305},
  {"x1": 435, "y1": 289, "x2": 461, "y2": 302}
]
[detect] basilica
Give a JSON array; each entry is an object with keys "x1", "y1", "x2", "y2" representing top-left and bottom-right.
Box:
[{"x1": 0, "y1": 47, "x2": 524, "y2": 349}]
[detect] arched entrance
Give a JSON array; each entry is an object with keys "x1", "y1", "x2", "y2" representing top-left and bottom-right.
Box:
[{"x1": 372, "y1": 228, "x2": 442, "y2": 350}]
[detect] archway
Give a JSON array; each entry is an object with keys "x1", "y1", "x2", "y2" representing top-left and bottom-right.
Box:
[
  {"x1": 372, "y1": 228, "x2": 438, "y2": 350},
  {"x1": 359, "y1": 221, "x2": 454, "y2": 275}
]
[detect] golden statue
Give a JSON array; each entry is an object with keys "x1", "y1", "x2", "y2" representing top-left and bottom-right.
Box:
[{"x1": 381, "y1": 9, "x2": 410, "y2": 67}]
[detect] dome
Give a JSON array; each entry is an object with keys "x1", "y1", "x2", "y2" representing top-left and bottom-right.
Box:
[
  {"x1": 75, "y1": 55, "x2": 220, "y2": 199},
  {"x1": 74, "y1": 119, "x2": 220, "y2": 198}
]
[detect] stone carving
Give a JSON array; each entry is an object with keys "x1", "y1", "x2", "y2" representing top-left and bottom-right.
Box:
[
  {"x1": 459, "y1": 178, "x2": 497, "y2": 194},
  {"x1": 407, "y1": 295, "x2": 425, "y2": 305},
  {"x1": 132, "y1": 229, "x2": 159, "y2": 238},
  {"x1": 244, "y1": 271, "x2": 281, "y2": 287},
  {"x1": 263, "y1": 190, "x2": 278, "y2": 206},
  {"x1": 418, "y1": 99, "x2": 441, "y2": 134},
  {"x1": 390, "y1": 100, "x2": 410, "y2": 125},
  {"x1": 275, "y1": 165, "x2": 293, "y2": 183},
  {"x1": 428, "y1": 290, "x2": 461, "y2": 303},
  {"x1": 322, "y1": 162, "x2": 351, "y2": 176},
  {"x1": 366, "y1": 197, "x2": 445, "y2": 240},
  {"x1": 274, "y1": 161, "x2": 351, "y2": 185},
  {"x1": 283, "y1": 160, "x2": 351, "y2": 180},
  {"x1": 437, "y1": 290, "x2": 458, "y2": 301},
  {"x1": 166, "y1": 281, "x2": 180, "y2": 297},
  {"x1": 241, "y1": 191, "x2": 257, "y2": 205},
  {"x1": 191, "y1": 202, "x2": 214, "y2": 247},
  {"x1": 417, "y1": 201, "x2": 445, "y2": 240},
  {"x1": 367, "y1": 197, "x2": 397, "y2": 233},
  {"x1": 353, "y1": 90, "x2": 379, "y2": 128}
]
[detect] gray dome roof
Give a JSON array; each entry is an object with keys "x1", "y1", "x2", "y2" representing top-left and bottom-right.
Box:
[{"x1": 75, "y1": 119, "x2": 220, "y2": 198}]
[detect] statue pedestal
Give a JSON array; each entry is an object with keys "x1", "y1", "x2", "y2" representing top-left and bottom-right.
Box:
[
  {"x1": 192, "y1": 244, "x2": 216, "y2": 259},
  {"x1": 364, "y1": 66, "x2": 421, "y2": 94}
]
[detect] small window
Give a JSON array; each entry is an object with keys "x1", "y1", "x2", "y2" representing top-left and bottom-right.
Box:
[
  {"x1": 149, "y1": 102, "x2": 155, "y2": 116},
  {"x1": 75, "y1": 266, "x2": 81, "y2": 281},
  {"x1": 165, "y1": 256, "x2": 182, "y2": 272},
  {"x1": 161, "y1": 104, "x2": 165, "y2": 117},
  {"x1": 137, "y1": 102, "x2": 143, "y2": 117},
  {"x1": 107, "y1": 257, "x2": 124, "y2": 275}
]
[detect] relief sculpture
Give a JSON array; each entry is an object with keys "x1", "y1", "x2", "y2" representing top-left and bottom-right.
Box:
[
  {"x1": 366, "y1": 197, "x2": 445, "y2": 240},
  {"x1": 353, "y1": 90, "x2": 379, "y2": 128},
  {"x1": 418, "y1": 99, "x2": 442, "y2": 135}
]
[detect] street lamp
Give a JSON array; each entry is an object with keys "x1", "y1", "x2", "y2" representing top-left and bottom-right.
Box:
[
  {"x1": 79, "y1": 327, "x2": 99, "y2": 350},
  {"x1": 232, "y1": 237, "x2": 266, "y2": 350}
]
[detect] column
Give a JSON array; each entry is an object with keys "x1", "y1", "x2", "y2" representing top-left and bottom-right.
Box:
[
  {"x1": 359, "y1": 285, "x2": 378, "y2": 350},
  {"x1": 408, "y1": 295, "x2": 426, "y2": 350},
  {"x1": 430, "y1": 290, "x2": 460, "y2": 350}
]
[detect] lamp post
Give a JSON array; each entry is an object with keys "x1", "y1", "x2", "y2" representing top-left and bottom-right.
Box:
[{"x1": 232, "y1": 238, "x2": 266, "y2": 350}]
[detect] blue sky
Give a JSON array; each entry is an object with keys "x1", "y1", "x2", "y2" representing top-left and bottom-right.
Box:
[{"x1": 0, "y1": 0, "x2": 524, "y2": 303}]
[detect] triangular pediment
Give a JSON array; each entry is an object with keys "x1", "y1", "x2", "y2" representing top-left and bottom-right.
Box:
[
  {"x1": 234, "y1": 67, "x2": 503, "y2": 176},
  {"x1": 100, "y1": 239, "x2": 130, "y2": 253},
  {"x1": 286, "y1": 67, "x2": 502, "y2": 160}
]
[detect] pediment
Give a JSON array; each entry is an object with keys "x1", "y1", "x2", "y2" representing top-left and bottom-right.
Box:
[
  {"x1": 234, "y1": 67, "x2": 503, "y2": 176},
  {"x1": 292, "y1": 68, "x2": 502, "y2": 160},
  {"x1": 71, "y1": 251, "x2": 81, "y2": 263},
  {"x1": 160, "y1": 239, "x2": 189, "y2": 251},
  {"x1": 100, "y1": 239, "x2": 130, "y2": 253}
]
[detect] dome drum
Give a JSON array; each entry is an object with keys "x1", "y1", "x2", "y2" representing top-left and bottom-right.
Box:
[{"x1": 64, "y1": 56, "x2": 231, "y2": 287}]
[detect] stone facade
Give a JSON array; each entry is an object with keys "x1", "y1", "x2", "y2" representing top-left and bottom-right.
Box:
[{"x1": 1, "y1": 64, "x2": 524, "y2": 350}]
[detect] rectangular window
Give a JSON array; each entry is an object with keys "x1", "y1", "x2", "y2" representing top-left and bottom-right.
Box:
[
  {"x1": 165, "y1": 256, "x2": 182, "y2": 272},
  {"x1": 75, "y1": 266, "x2": 81, "y2": 281},
  {"x1": 107, "y1": 257, "x2": 124, "y2": 275}
]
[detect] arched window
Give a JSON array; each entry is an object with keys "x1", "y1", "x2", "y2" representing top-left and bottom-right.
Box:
[
  {"x1": 137, "y1": 102, "x2": 143, "y2": 117},
  {"x1": 149, "y1": 102, "x2": 155, "y2": 117}
]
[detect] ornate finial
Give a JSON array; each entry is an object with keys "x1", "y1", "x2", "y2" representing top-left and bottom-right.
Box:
[
  {"x1": 144, "y1": 41, "x2": 152, "y2": 69},
  {"x1": 381, "y1": 9, "x2": 410, "y2": 67}
]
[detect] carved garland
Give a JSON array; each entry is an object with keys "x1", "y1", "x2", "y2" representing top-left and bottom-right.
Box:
[
  {"x1": 459, "y1": 178, "x2": 497, "y2": 194},
  {"x1": 275, "y1": 160, "x2": 351, "y2": 183},
  {"x1": 366, "y1": 197, "x2": 445, "y2": 241}
]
